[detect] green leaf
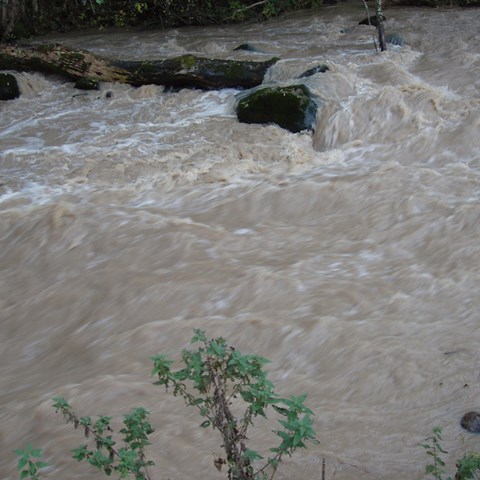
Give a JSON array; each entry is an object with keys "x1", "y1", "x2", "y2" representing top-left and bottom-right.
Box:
[
  {"x1": 20, "y1": 470, "x2": 30, "y2": 480},
  {"x1": 72, "y1": 444, "x2": 90, "y2": 461},
  {"x1": 207, "y1": 339, "x2": 226, "y2": 358},
  {"x1": 200, "y1": 420, "x2": 211, "y2": 428},
  {"x1": 52, "y1": 397, "x2": 71, "y2": 411},
  {"x1": 150, "y1": 354, "x2": 174, "y2": 377},
  {"x1": 243, "y1": 448, "x2": 263, "y2": 462},
  {"x1": 191, "y1": 329, "x2": 207, "y2": 344},
  {"x1": 272, "y1": 405, "x2": 288, "y2": 416},
  {"x1": 17, "y1": 457, "x2": 28, "y2": 471}
]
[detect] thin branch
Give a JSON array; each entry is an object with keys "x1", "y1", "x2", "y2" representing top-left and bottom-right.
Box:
[
  {"x1": 225, "y1": 0, "x2": 269, "y2": 20},
  {"x1": 57, "y1": 406, "x2": 152, "y2": 480},
  {"x1": 361, "y1": 0, "x2": 378, "y2": 52}
]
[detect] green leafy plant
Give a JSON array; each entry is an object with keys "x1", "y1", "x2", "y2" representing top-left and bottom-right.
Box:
[
  {"x1": 421, "y1": 427, "x2": 451, "y2": 480},
  {"x1": 421, "y1": 427, "x2": 480, "y2": 480},
  {"x1": 455, "y1": 453, "x2": 480, "y2": 480},
  {"x1": 52, "y1": 397, "x2": 155, "y2": 479},
  {"x1": 15, "y1": 444, "x2": 49, "y2": 480},
  {"x1": 151, "y1": 329, "x2": 318, "y2": 480},
  {"x1": 16, "y1": 330, "x2": 317, "y2": 480}
]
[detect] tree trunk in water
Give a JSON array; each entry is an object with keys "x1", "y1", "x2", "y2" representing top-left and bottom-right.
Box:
[
  {"x1": 375, "y1": 0, "x2": 387, "y2": 51},
  {"x1": 0, "y1": 43, "x2": 278, "y2": 90}
]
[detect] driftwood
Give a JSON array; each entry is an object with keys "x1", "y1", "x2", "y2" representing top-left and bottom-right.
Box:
[{"x1": 0, "y1": 43, "x2": 279, "y2": 89}]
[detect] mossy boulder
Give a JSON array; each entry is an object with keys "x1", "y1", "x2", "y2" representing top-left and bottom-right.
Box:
[
  {"x1": 0, "y1": 73, "x2": 20, "y2": 100},
  {"x1": 236, "y1": 84, "x2": 318, "y2": 133}
]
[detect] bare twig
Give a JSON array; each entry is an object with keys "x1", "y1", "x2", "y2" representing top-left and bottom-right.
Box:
[
  {"x1": 226, "y1": 0, "x2": 269, "y2": 20},
  {"x1": 361, "y1": 0, "x2": 378, "y2": 52}
]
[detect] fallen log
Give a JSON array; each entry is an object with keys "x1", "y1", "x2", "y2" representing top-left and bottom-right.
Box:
[{"x1": 0, "y1": 43, "x2": 279, "y2": 90}]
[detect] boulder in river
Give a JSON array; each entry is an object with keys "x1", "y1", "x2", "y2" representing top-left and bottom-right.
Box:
[
  {"x1": 236, "y1": 84, "x2": 318, "y2": 133},
  {"x1": 461, "y1": 412, "x2": 480, "y2": 433},
  {"x1": 0, "y1": 73, "x2": 20, "y2": 100},
  {"x1": 359, "y1": 15, "x2": 386, "y2": 27},
  {"x1": 233, "y1": 43, "x2": 263, "y2": 53},
  {"x1": 298, "y1": 64, "x2": 329, "y2": 78},
  {"x1": 74, "y1": 77, "x2": 100, "y2": 90}
]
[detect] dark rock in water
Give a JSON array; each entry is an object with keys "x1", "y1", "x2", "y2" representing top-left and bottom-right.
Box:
[
  {"x1": 236, "y1": 84, "x2": 318, "y2": 133},
  {"x1": 0, "y1": 73, "x2": 20, "y2": 100},
  {"x1": 233, "y1": 43, "x2": 262, "y2": 53},
  {"x1": 385, "y1": 33, "x2": 405, "y2": 46},
  {"x1": 299, "y1": 64, "x2": 329, "y2": 78},
  {"x1": 359, "y1": 15, "x2": 386, "y2": 27},
  {"x1": 75, "y1": 77, "x2": 100, "y2": 90},
  {"x1": 461, "y1": 412, "x2": 480, "y2": 433}
]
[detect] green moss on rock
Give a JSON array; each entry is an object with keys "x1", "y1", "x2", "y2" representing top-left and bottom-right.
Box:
[
  {"x1": 179, "y1": 55, "x2": 197, "y2": 69},
  {"x1": 59, "y1": 51, "x2": 89, "y2": 73},
  {"x1": 74, "y1": 77, "x2": 100, "y2": 90}
]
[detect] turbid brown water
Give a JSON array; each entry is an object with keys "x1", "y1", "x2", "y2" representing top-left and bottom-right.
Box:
[{"x1": 1, "y1": 2, "x2": 480, "y2": 479}]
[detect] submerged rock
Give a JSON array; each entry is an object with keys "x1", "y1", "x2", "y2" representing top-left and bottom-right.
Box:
[
  {"x1": 461, "y1": 412, "x2": 480, "y2": 433},
  {"x1": 0, "y1": 73, "x2": 20, "y2": 100},
  {"x1": 236, "y1": 84, "x2": 318, "y2": 133},
  {"x1": 299, "y1": 64, "x2": 329, "y2": 78},
  {"x1": 359, "y1": 15, "x2": 386, "y2": 27}
]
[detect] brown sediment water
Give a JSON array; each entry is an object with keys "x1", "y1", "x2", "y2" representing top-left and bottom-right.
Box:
[{"x1": 1, "y1": 3, "x2": 480, "y2": 479}]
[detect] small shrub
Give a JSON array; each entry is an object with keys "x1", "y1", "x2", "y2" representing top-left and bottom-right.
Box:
[
  {"x1": 16, "y1": 330, "x2": 318, "y2": 480},
  {"x1": 421, "y1": 427, "x2": 451, "y2": 480},
  {"x1": 15, "y1": 444, "x2": 49, "y2": 480},
  {"x1": 421, "y1": 427, "x2": 480, "y2": 480},
  {"x1": 52, "y1": 397, "x2": 155, "y2": 479},
  {"x1": 151, "y1": 328, "x2": 318, "y2": 479},
  {"x1": 455, "y1": 452, "x2": 480, "y2": 480}
]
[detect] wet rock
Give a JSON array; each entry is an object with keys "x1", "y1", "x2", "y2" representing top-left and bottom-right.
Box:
[
  {"x1": 233, "y1": 43, "x2": 263, "y2": 53},
  {"x1": 461, "y1": 412, "x2": 480, "y2": 433},
  {"x1": 236, "y1": 84, "x2": 318, "y2": 133},
  {"x1": 75, "y1": 77, "x2": 100, "y2": 90},
  {"x1": 359, "y1": 15, "x2": 386, "y2": 27},
  {"x1": 385, "y1": 33, "x2": 405, "y2": 46},
  {"x1": 299, "y1": 64, "x2": 329, "y2": 78},
  {"x1": 0, "y1": 73, "x2": 20, "y2": 100}
]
